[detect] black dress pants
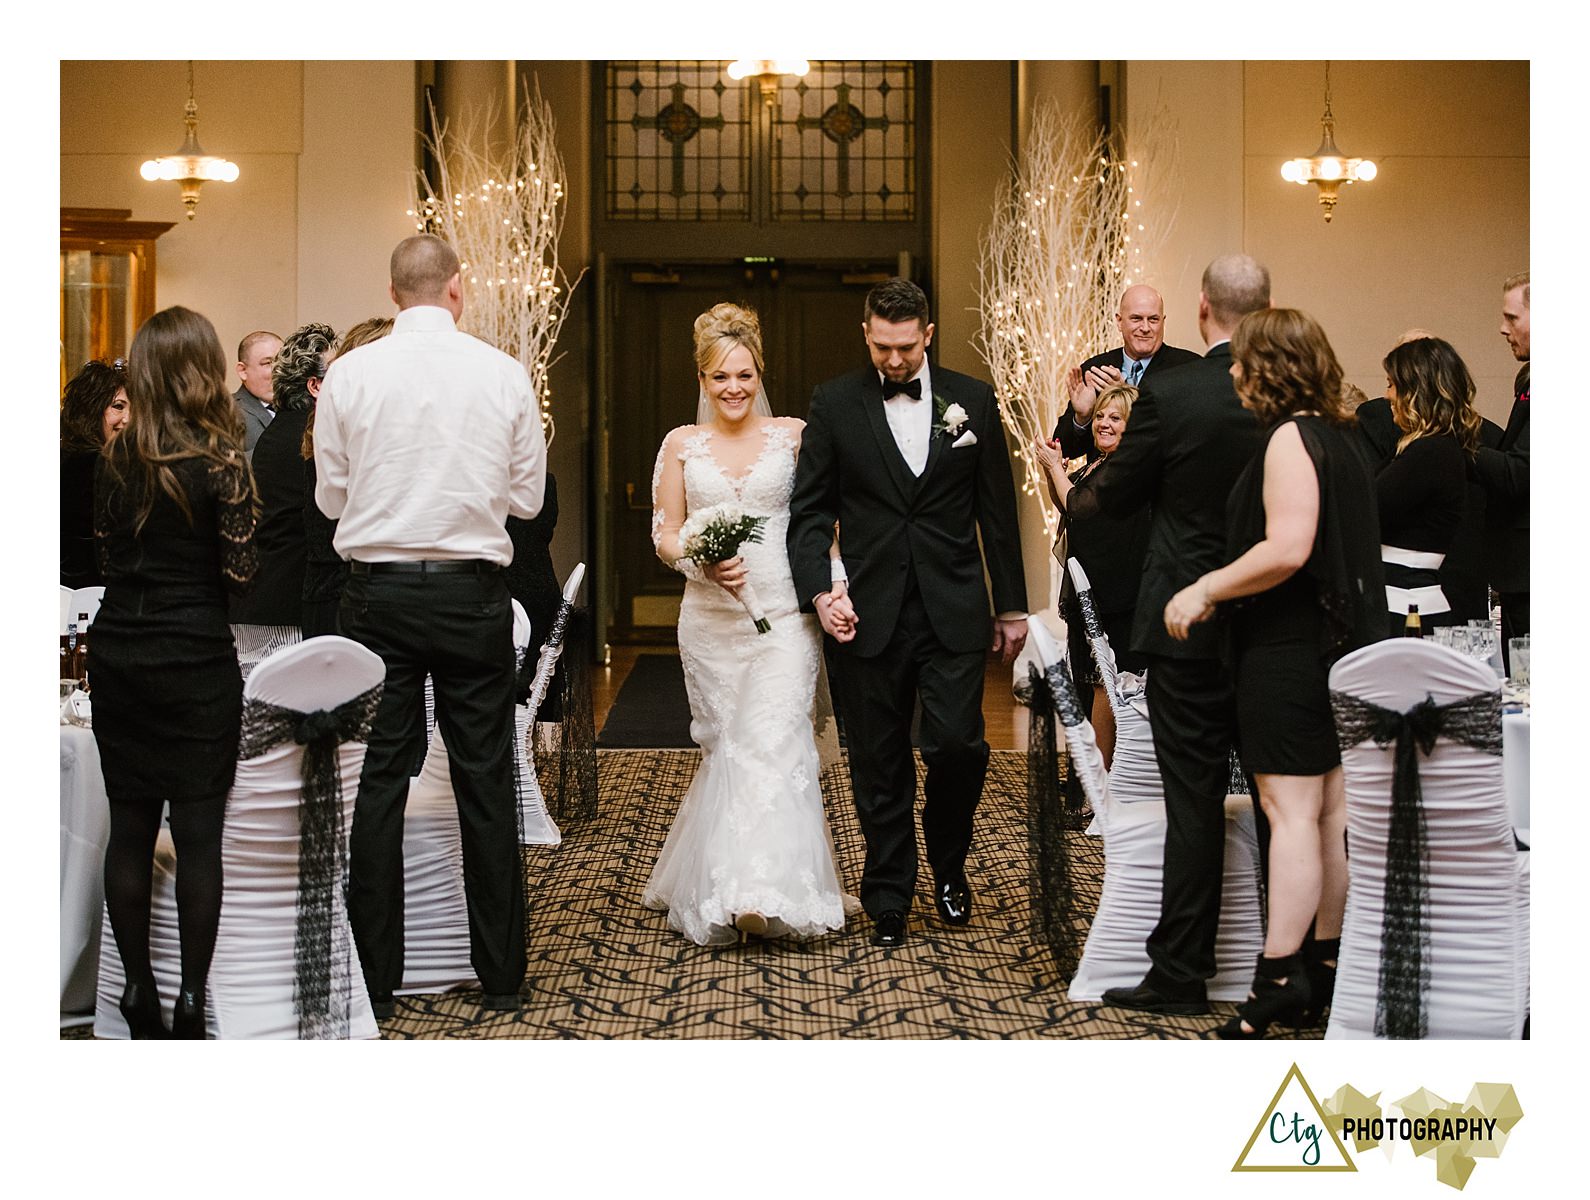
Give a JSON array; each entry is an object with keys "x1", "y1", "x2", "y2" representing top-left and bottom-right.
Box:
[
  {"x1": 1142, "y1": 652, "x2": 1240, "y2": 992},
  {"x1": 340, "y1": 567, "x2": 524, "y2": 996},
  {"x1": 830, "y1": 575, "x2": 989, "y2": 916}
]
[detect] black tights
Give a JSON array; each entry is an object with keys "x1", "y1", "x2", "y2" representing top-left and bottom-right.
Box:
[{"x1": 103, "y1": 795, "x2": 226, "y2": 995}]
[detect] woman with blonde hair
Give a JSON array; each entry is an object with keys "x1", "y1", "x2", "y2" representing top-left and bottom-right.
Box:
[
  {"x1": 1164, "y1": 308, "x2": 1382, "y2": 1038},
  {"x1": 92, "y1": 306, "x2": 258, "y2": 1037},
  {"x1": 643, "y1": 302, "x2": 857, "y2": 945},
  {"x1": 1375, "y1": 336, "x2": 1483, "y2": 638},
  {"x1": 1033, "y1": 381, "x2": 1149, "y2": 767}
]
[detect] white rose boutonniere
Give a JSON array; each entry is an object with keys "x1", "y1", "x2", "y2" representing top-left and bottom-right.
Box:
[{"x1": 934, "y1": 400, "x2": 969, "y2": 439}]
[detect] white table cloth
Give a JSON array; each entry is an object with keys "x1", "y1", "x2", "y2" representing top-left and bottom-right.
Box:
[{"x1": 60, "y1": 724, "x2": 109, "y2": 1025}]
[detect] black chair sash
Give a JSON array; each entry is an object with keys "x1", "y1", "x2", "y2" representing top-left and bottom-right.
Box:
[
  {"x1": 1330, "y1": 687, "x2": 1502, "y2": 1039},
  {"x1": 237, "y1": 683, "x2": 382, "y2": 1039},
  {"x1": 1018, "y1": 660, "x2": 1092, "y2": 982}
]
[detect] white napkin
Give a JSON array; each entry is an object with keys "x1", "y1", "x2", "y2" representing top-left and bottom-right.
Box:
[{"x1": 60, "y1": 689, "x2": 92, "y2": 727}]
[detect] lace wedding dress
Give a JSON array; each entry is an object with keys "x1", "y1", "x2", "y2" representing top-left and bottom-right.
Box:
[{"x1": 643, "y1": 423, "x2": 858, "y2": 945}]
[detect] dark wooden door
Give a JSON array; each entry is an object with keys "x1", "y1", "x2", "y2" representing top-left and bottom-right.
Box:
[{"x1": 606, "y1": 259, "x2": 893, "y2": 641}]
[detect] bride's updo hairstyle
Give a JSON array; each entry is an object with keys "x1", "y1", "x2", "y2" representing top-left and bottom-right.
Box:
[{"x1": 693, "y1": 302, "x2": 765, "y2": 377}]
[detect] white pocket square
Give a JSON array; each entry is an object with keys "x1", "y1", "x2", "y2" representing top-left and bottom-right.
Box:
[{"x1": 951, "y1": 429, "x2": 978, "y2": 448}]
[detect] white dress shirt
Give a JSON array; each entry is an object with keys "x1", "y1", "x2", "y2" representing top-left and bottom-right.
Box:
[
  {"x1": 881, "y1": 361, "x2": 933, "y2": 475},
  {"x1": 314, "y1": 305, "x2": 546, "y2": 566}
]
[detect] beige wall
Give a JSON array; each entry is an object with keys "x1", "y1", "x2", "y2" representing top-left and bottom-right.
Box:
[
  {"x1": 62, "y1": 61, "x2": 416, "y2": 364},
  {"x1": 1118, "y1": 59, "x2": 1527, "y2": 422}
]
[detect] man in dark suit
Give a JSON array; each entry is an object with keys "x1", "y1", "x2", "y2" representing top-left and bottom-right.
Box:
[
  {"x1": 1053, "y1": 284, "x2": 1201, "y2": 462},
  {"x1": 234, "y1": 329, "x2": 282, "y2": 459},
  {"x1": 788, "y1": 278, "x2": 1028, "y2": 948},
  {"x1": 1476, "y1": 271, "x2": 1530, "y2": 657},
  {"x1": 1090, "y1": 254, "x2": 1271, "y2": 1015}
]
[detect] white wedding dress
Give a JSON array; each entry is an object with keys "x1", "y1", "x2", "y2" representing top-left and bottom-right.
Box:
[{"x1": 643, "y1": 423, "x2": 859, "y2": 945}]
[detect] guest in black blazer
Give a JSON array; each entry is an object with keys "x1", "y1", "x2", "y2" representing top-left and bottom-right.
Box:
[
  {"x1": 230, "y1": 323, "x2": 337, "y2": 634},
  {"x1": 1476, "y1": 272, "x2": 1530, "y2": 657},
  {"x1": 1051, "y1": 284, "x2": 1200, "y2": 463},
  {"x1": 1376, "y1": 337, "x2": 1486, "y2": 638},
  {"x1": 1089, "y1": 254, "x2": 1271, "y2": 1017},
  {"x1": 1033, "y1": 381, "x2": 1148, "y2": 768},
  {"x1": 789, "y1": 278, "x2": 1028, "y2": 948}
]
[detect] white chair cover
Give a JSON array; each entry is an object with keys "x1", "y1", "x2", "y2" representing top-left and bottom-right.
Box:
[
  {"x1": 1048, "y1": 570, "x2": 1265, "y2": 1003},
  {"x1": 511, "y1": 598, "x2": 561, "y2": 846},
  {"x1": 397, "y1": 727, "x2": 479, "y2": 995},
  {"x1": 1325, "y1": 639, "x2": 1525, "y2": 1040},
  {"x1": 95, "y1": 636, "x2": 384, "y2": 1039}
]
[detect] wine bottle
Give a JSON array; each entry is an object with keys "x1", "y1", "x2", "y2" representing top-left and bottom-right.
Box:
[{"x1": 1403, "y1": 603, "x2": 1422, "y2": 639}]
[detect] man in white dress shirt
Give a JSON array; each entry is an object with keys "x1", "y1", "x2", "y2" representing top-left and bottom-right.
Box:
[{"x1": 315, "y1": 234, "x2": 546, "y2": 1016}]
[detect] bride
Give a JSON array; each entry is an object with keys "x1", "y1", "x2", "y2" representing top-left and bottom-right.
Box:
[{"x1": 644, "y1": 302, "x2": 858, "y2": 945}]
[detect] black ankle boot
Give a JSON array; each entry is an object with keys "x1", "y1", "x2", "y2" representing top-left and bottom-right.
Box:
[
  {"x1": 1287, "y1": 937, "x2": 1340, "y2": 1028},
  {"x1": 119, "y1": 980, "x2": 170, "y2": 1040},
  {"x1": 1216, "y1": 952, "x2": 1311, "y2": 1040},
  {"x1": 172, "y1": 987, "x2": 208, "y2": 1040}
]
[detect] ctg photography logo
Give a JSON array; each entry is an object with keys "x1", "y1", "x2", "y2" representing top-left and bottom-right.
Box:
[{"x1": 1231, "y1": 1064, "x2": 1524, "y2": 1190}]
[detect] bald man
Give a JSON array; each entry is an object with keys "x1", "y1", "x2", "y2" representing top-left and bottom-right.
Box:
[
  {"x1": 1052, "y1": 285, "x2": 1200, "y2": 463},
  {"x1": 315, "y1": 234, "x2": 546, "y2": 1017}
]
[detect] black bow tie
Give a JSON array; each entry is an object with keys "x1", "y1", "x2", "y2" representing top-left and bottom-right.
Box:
[{"x1": 882, "y1": 377, "x2": 922, "y2": 400}]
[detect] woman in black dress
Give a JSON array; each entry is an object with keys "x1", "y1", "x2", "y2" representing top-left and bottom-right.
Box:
[
  {"x1": 300, "y1": 316, "x2": 392, "y2": 636},
  {"x1": 1376, "y1": 337, "x2": 1483, "y2": 638},
  {"x1": 93, "y1": 306, "x2": 258, "y2": 1037},
  {"x1": 231, "y1": 323, "x2": 336, "y2": 639},
  {"x1": 1033, "y1": 382, "x2": 1149, "y2": 767},
  {"x1": 60, "y1": 359, "x2": 129, "y2": 588},
  {"x1": 1164, "y1": 309, "x2": 1383, "y2": 1039}
]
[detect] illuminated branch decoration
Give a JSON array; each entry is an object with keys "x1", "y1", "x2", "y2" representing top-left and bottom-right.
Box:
[
  {"x1": 976, "y1": 101, "x2": 1178, "y2": 542},
  {"x1": 410, "y1": 86, "x2": 583, "y2": 444}
]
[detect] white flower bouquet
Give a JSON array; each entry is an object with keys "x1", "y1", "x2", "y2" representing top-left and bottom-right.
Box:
[{"x1": 679, "y1": 503, "x2": 771, "y2": 633}]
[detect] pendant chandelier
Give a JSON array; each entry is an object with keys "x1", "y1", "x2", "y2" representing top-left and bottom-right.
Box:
[
  {"x1": 726, "y1": 59, "x2": 810, "y2": 106},
  {"x1": 1280, "y1": 62, "x2": 1377, "y2": 224},
  {"x1": 139, "y1": 61, "x2": 240, "y2": 221}
]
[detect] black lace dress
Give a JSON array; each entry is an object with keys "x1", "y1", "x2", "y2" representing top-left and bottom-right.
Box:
[
  {"x1": 92, "y1": 454, "x2": 257, "y2": 802},
  {"x1": 1224, "y1": 416, "x2": 1384, "y2": 775}
]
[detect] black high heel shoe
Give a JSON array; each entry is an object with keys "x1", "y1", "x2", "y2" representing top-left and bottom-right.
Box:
[
  {"x1": 172, "y1": 987, "x2": 208, "y2": 1040},
  {"x1": 1216, "y1": 952, "x2": 1311, "y2": 1040},
  {"x1": 1281, "y1": 937, "x2": 1339, "y2": 1028},
  {"x1": 119, "y1": 981, "x2": 170, "y2": 1040}
]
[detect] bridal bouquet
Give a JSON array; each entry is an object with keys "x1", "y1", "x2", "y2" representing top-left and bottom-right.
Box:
[{"x1": 680, "y1": 504, "x2": 771, "y2": 633}]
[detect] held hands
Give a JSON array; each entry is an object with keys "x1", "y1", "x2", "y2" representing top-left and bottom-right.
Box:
[
  {"x1": 991, "y1": 616, "x2": 1028, "y2": 665},
  {"x1": 704, "y1": 555, "x2": 747, "y2": 597},
  {"x1": 815, "y1": 581, "x2": 858, "y2": 643},
  {"x1": 1031, "y1": 435, "x2": 1064, "y2": 479},
  {"x1": 1164, "y1": 577, "x2": 1216, "y2": 641}
]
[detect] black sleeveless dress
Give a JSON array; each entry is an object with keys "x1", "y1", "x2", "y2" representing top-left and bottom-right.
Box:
[
  {"x1": 1224, "y1": 416, "x2": 1384, "y2": 775},
  {"x1": 91, "y1": 454, "x2": 257, "y2": 803}
]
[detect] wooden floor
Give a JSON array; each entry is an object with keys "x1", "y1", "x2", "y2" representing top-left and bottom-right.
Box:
[{"x1": 592, "y1": 644, "x2": 1030, "y2": 751}]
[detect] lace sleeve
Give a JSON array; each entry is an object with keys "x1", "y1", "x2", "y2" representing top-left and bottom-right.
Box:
[
  {"x1": 212, "y1": 455, "x2": 259, "y2": 595},
  {"x1": 652, "y1": 430, "x2": 706, "y2": 583}
]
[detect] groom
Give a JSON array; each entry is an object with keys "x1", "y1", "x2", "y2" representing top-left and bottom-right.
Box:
[{"x1": 789, "y1": 278, "x2": 1028, "y2": 948}]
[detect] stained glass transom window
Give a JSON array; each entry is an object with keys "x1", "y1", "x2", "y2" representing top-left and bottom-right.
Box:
[
  {"x1": 605, "y1": 61, "x2": 750, "y2": 221},
  {"x1": 772, "y1": 61, "x2": 916, "y2": 222}
]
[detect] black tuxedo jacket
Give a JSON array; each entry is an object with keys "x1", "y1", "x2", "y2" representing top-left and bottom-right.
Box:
[
  {"x1": 1474, "y1": 364, "x2": 1529, "y2": 592},
  {"x1": 1054, "y1": 342, "x2": 1202, "y2": 460},
  {"x1": 788, "y1": 363, "x2": 1027, "y2": 658},
  {"x1": 230, "y1": 405, "x2": 309, "y2": 625},
  {"x1": 1091, "y1": 343, "x2": 1262, "y2": 660}
]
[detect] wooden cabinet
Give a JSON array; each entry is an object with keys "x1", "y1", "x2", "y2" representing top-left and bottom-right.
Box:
[{"x1": 60, "y1": 208, "x2": 174, "y2": 371}]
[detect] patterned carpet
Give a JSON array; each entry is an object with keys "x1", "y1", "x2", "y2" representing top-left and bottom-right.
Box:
[
  {"x1": 65, "y1": 749, "x2": 1322, "y2": 1040},
  {"x1": 373, "y1": 749, "x2": 1314, "y2": 1041}
]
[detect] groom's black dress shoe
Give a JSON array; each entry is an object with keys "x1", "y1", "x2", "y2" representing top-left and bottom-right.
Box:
[
  {"x1": 1101, "y1": 976, "x2": 1209, "y2": 1017},
  {"x1": 871, "y1": 910, "x2": 908, "y2": 947},
  {"x1": 934, "y1": 875, "x2": 972, "y2": 925}
]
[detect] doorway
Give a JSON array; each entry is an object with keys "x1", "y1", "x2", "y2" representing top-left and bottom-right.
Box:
[{"x1": 603, "y1": 258, "x2": 898, "y2": 643}]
